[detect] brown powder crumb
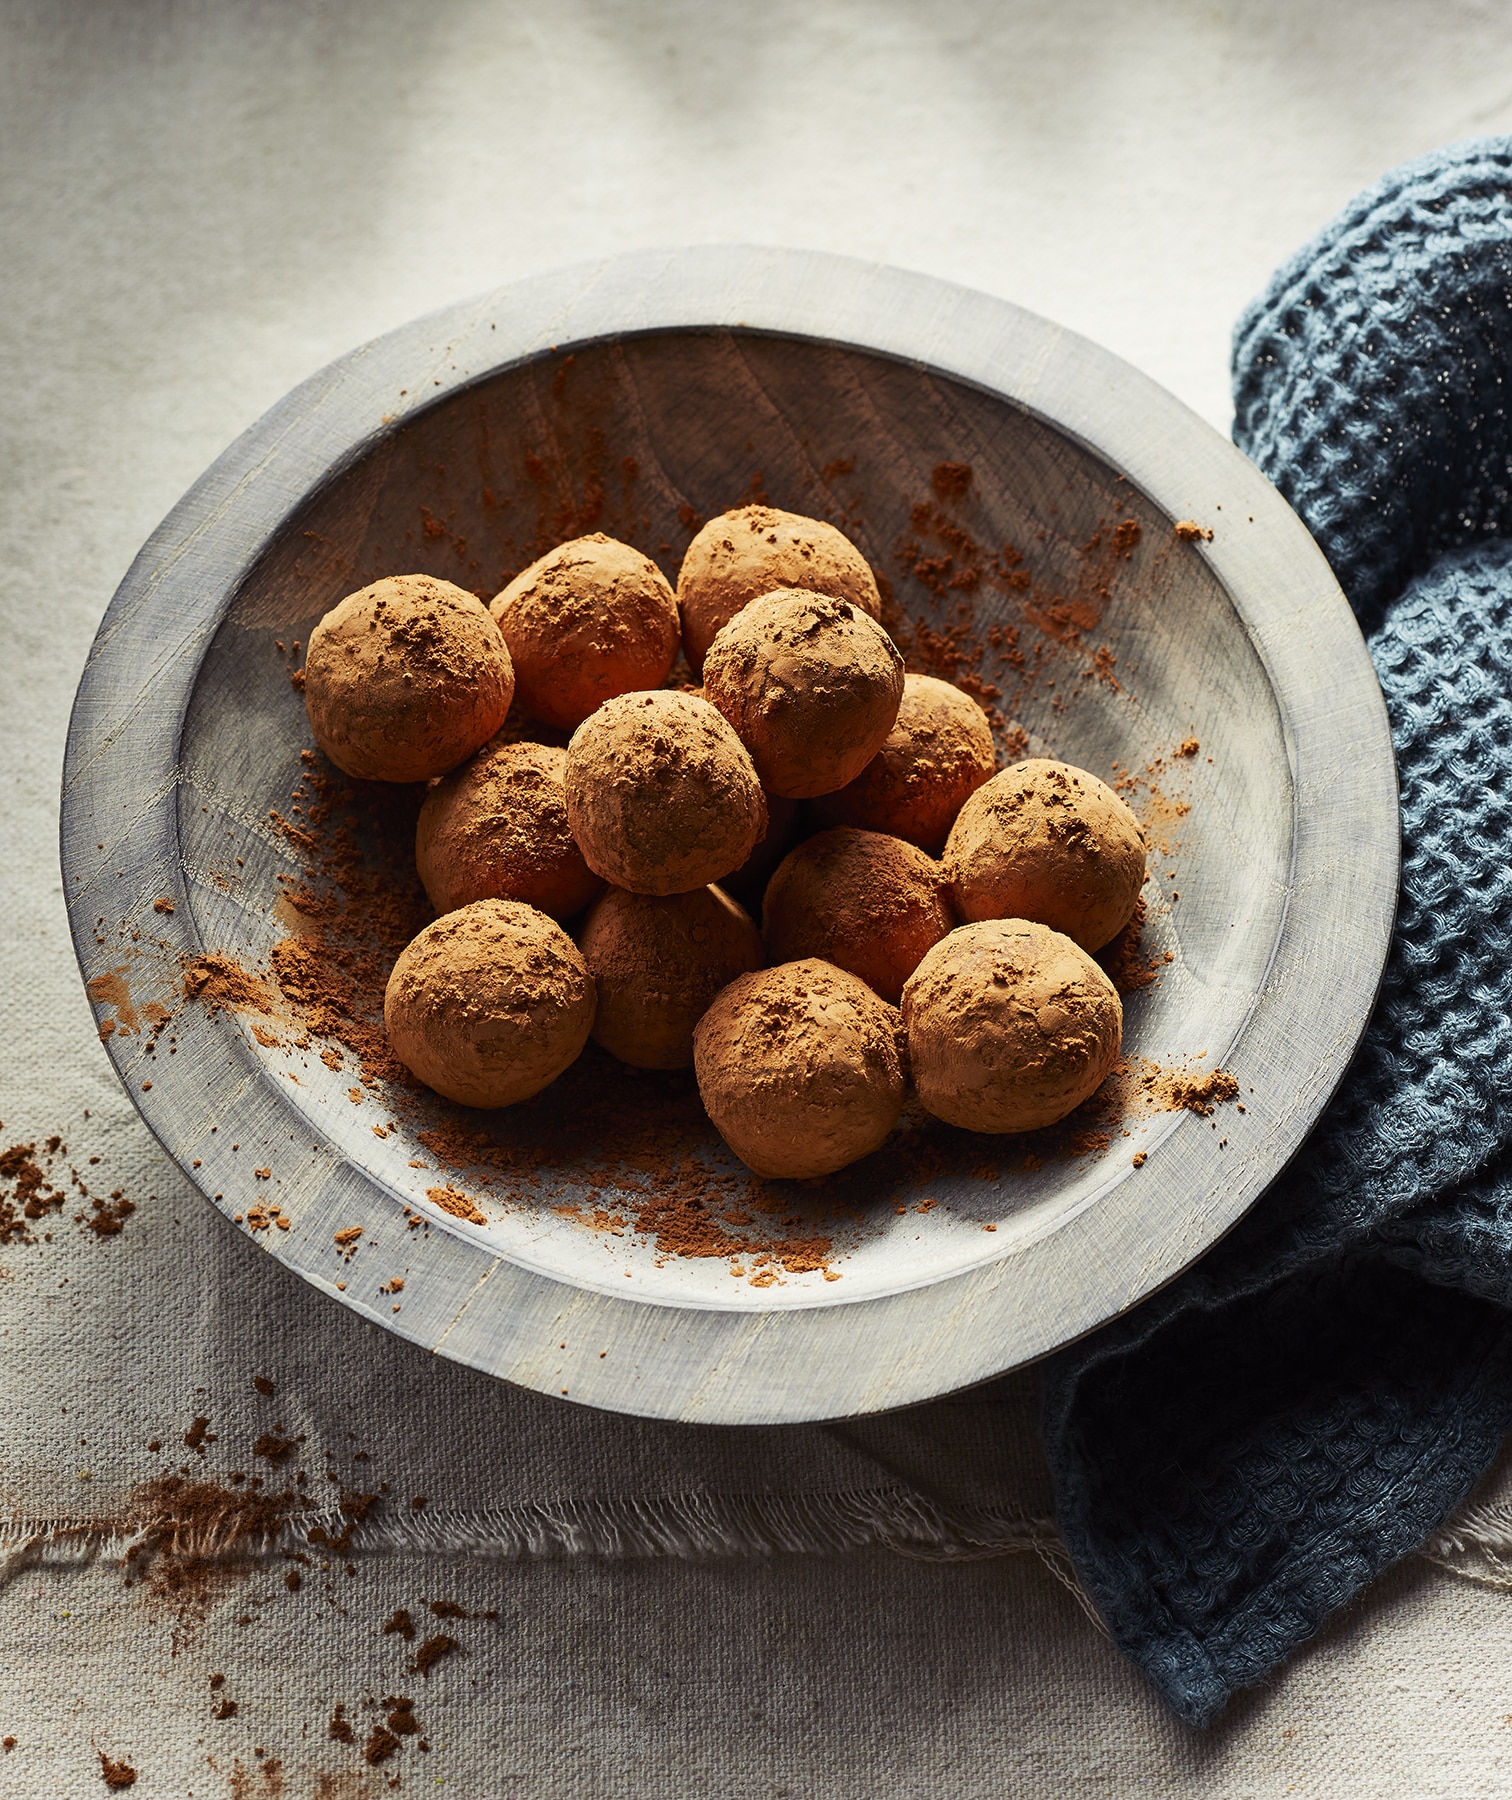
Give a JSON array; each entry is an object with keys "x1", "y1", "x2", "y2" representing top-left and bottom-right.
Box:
[
  {"x1": 1152, "y1": 1066, "x2": 1240, "y2": 1116},
  {"x1": 3, "y1": 1736, "x2": 14, "y2": 1750},
  {"x1": 253, "y1": 1433, "x2": 293, "y2": 1463},
  {"x1": 0, "y1": 1139, "x2": 68, "y2": 1244},
  {"x1": 1174, "y1": 520, "x2": 1214, "y2": 543},
  {"x1": 410, "y1": 1634, "x2": 457, "y2": 1678},
  {"x1": 1097, "y1": 898, "x2": 1173, "y2": 996},
  {"x1": 1132, "y1": 1152, "x2": 1147, "y2": 1168},
  {"x1": 428, "y1": 1600, "x2": 467, "y2": 1619},
  {"x1": 930, "y1": 461, "x2": 973, "y2": 502},
  {"x1": 98, "y1": 1753, "x2": 137, "y2": 1789},
  {"x1": 113, "y1": 1472, "x2": 299, "y2": 1646},
  {"x1": 328, "y1": 1705, "x2": 354, "y2": 1744},
  {"x1": 214, "y1": 1698, "x2": 238, "y2": 1720},
  {"x1": 426, "y1": 1185, "x2": 487, "y2": 1226},
  {"x1": 333, "y1": 1227, "x2": 363, "y2": 1246},
  {"x1": 384, "y1": 1608, "x2": 417, "y2": 1641},
  {"x1": 183, "y1": 1416, "x2": 213, "y2": 1454},
  {"x1": 182, "y1": 955, "x2": 274, "y2": 1017},
  {"x1": 86, "y1": 969, "x2": 139, "y2": 1035},
  {"x1": 152, "y1": 897, "x2": 176, "y2": 914},
  {"x1": 365, "y1": 1726, "x2": 400, "y2": 1765},
  {"x1": 386, "y1": 1696, "x2": 421, "y2": 1737},
  {"x1": 1112, "y1": 518, "x2": 1141, "y2": 555},
  {"x1": 307, "y1": 1490, "x2": 375, "y2": 1555},
  {"x1": 79, "y1": 1189, "x2": 136, "y2": 1237},
  {"x1": 252, "y1": 1376, "x2": 275, "y2": 1396}
]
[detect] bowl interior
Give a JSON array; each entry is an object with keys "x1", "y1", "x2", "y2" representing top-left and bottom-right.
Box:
[{"x1": 176, "y1": 328, "x2": 1290, "y2": 1312}]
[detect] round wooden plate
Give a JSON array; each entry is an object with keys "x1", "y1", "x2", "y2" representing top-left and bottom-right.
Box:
[{"x1": 61, "y1": 248, "x2": 1398, "y2": 1424}]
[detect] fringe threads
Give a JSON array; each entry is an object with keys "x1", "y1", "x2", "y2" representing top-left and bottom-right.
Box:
[{"x1": 0, "y1": 1484, "x2": 1107, "y2": 1625}]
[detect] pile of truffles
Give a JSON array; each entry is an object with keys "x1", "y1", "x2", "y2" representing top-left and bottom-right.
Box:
[{"x1": 301, "y1": 505, "x2": 1145, "y2": 1182}]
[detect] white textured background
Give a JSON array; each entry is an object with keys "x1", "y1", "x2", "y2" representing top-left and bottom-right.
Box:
[{"x1": 8, "y1": 2, "x2": 1512, "y2": 1795}]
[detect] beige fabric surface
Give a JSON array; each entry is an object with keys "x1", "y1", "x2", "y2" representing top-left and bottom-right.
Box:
[{"x1": 10, "y1": 1, "x2": 1512, "y2": 1793}]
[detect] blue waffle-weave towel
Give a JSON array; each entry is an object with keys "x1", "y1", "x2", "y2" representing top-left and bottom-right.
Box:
[{"x1": 1041, "y1": 137, "x2": 1512, "y2": 1726}]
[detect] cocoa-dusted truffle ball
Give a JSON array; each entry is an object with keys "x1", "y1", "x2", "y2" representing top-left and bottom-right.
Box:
[
  {"x1": 812, "y1": 673, "x2": 997, "y2": 852},
  {"x1": 693, "y1": 959, "x2": 906, "y2": 1179},
  {"x1": 677, "y1": 505, "x2": 882, "y2": 674},
  {"x1": 763, "y1": 828, "x2": 956, "y2": 1006},
  {"x1": 580, "y1": 884, "x2": 763, "y2": 1070},
  {"x1": 384, "y1": 899, "x2": 595, "y2": 1108},
  {"x1": 304, "y1": 574, "x2": 514, "y2": 783},
  {"x1": 703, "y1": 590, "x2": 905, "y2": 799},
  {"x1": 564, "y1": 690, "x2": 767, "y2": 895},
  {"x1": 415, "y1": 738, "x2": 603, "y2": 920},
  {"x1": 902, "y1": 919, "x2": 1121, "y2": 1133},
  {"x1": 490, "y1": 534, "x2": 680, "y2": 730},
  {"x1": 946, "y1": 759, "x2": 1145, "y2": 953}
]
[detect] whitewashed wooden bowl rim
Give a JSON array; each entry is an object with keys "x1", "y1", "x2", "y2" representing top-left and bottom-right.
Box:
[{"x1": 60, "y1": 247, "x2": 1399, "y2": 1424}]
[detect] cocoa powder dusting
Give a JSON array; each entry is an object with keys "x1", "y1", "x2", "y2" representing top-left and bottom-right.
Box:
[
  {"x1": 182, "y1": 956, "x2": 275, "y2": 1018},
  {"x1": 1148, "y1": 1065, "x2": 1241, "y2": 1116},
  {"x1": 409, "y1": 1634, "x2": 456, "y2": 1678},
  {"x1": 889, "y1": 470, "x2": 1132, "y2": 733},
  {"x1": 1096, "y1": 897, "x2": 1173, "y2": 996},
  {"x1": 116, "y1": 1475, "x2": 297, "y2": 1643},
  {"x1": 266, "y1": 765, "x2": 430, "y2": 1088}
]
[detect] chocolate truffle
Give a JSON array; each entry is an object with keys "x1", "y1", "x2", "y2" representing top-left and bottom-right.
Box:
[
  {"x1": 415, "y1": 738, "x2": 603, "y2": 920},
  {"x1": 702, "y1": 590, "x2": 905, "y2": 799},
  {"x1": 580, "y1": 883, "x2": 763, "y2": 1070},
  {"x1": 902, "y1": 918, "x2": 1122, "y2": 1133},
  {"x1": 677, "y1": 505, "x2": 882, "y2": 674},
  {"x1": 564, "y1": 690, "x2": 767, "y2": 895},
  {"x1": 946, "y1": 759, "x2": 1146, "y2": 952},
  {"x1": 812, "y1": 673, "x2": 997, "y2": 852},
  {"x1": 693, "y1": 959, "x2": 906, "y2": 1179},
  {"x1": 490, "y1": 534, "x2": 680, "y2": 730},
  {"x1": 303, "y1": 574, "x2": 514, "y2": 783},
  {"x1": 763, "y1": 828, "x2": 956, "y2": 1005},
  {"x1": 384, "y1": 900, "x2": 595, "y2": 1109}
]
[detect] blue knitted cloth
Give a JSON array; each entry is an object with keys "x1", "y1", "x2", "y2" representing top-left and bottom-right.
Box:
[{"x1": 1041, "y1": 138, "x2": 1512, "y2": 1726}]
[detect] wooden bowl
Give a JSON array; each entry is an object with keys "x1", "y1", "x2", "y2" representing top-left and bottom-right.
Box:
[{"x1": 61, "y1": 249, "x2": 1397, "y2": 1423}]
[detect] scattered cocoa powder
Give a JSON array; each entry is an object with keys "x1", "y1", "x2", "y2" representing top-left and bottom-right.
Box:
[
  {"x1": 425, "y1": 1185, "x2": 487, "y2": 1225},
  {"x1": 86, "y1": 969, "x2": 139, "y2": 1035},
  {"x1": 1096, "y1": 898, "x2": 1173, "y2": 996},
  {"x1": 0, "y1": 1139, "x2": 64, "y2": 1241},
  {"x1": 182, "y1": 956, "x2": 275, "y2": 1018},
  {"x1": 365, "y1": 1725, "x2": 401, "y2": 1765},
  {"x1": 265, "y1": 762, "x2": 430, "y2": 1088},
  {"x1": 1148, "y1": 1065, "x2": 1241, "y2": 1116},
  {"x1": 409, "y1": 1634, "x2": 456, "y2": 1678},
  {"x1": 97, "y1": 1752, "x2": 137, "y2": 1789},
  {"x1": 79, "y1": 1190, "x2": 136, "y2": 1237},
  {"x1": 1111, "y1": 741, "x2": 1198, "y2": 859},
  {"x1": 115, "y1": 1475, "x2": 298, "y2": 1642}
]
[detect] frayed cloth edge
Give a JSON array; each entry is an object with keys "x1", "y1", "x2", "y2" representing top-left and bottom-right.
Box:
[{"x1": 0, "y1": 1485, "x2": 1058, "y2": 1570}]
